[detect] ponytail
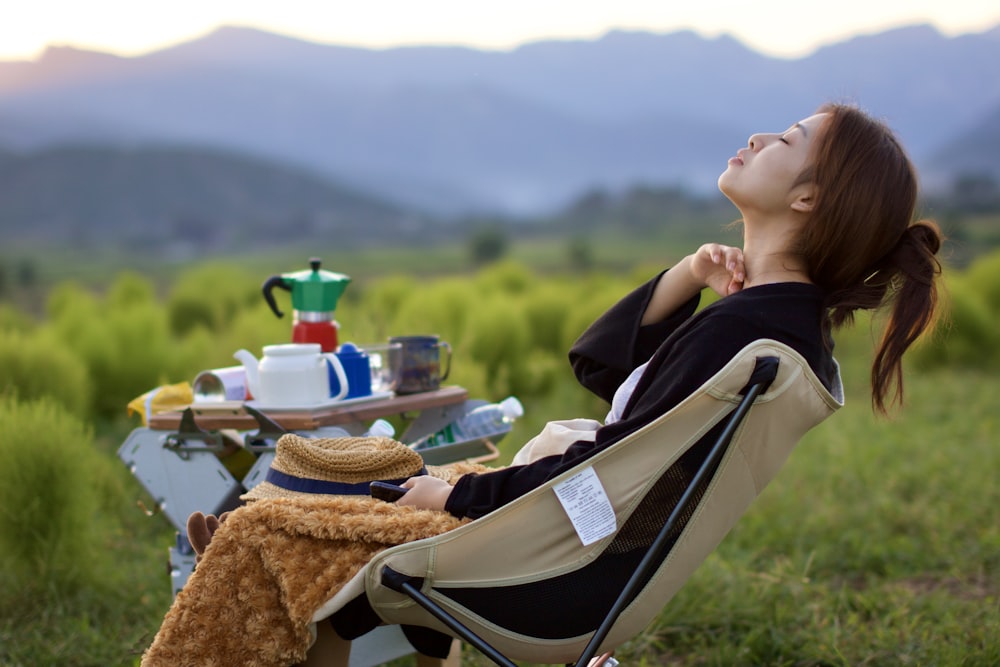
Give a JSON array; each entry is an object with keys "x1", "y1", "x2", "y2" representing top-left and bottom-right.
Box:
[{"x1": 869, "y1": 220, "x2": 943, "y2": 413}]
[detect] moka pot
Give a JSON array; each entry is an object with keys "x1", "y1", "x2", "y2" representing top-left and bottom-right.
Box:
[{"x1": 262, "y1": 258, "x2": 350, "y2": 353}]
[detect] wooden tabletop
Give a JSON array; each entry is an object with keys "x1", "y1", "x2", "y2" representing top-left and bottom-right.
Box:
[{"x1": 147, "y1": 385, "x2": 469, "y2": 432}]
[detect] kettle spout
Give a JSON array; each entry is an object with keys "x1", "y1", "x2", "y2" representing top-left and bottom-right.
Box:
[{"x1": 233, "y1": 349, "x2": 260, "y2": 399}]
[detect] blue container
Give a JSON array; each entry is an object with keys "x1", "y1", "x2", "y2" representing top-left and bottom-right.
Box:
[{"x1": 330, "y1": 342, "x2": 372, "y2": 399}]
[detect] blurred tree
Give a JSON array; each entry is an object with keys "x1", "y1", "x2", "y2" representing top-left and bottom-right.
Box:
[
  {"x1": 468, "y1": 223, "x2": 509, "y2": 266},
  {"x1": 567, "y1": 236, "x2": 594, "y2": 272},
  {"x1": 16, "y1": 258, "x2": 37, "y2": 289},
  {"x1": 951, "y1": 172, "x2": 1000, "y2": 213}
]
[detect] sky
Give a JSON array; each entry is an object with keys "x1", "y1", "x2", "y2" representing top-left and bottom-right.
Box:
[{"x1": 3, "y1": 0, "x2": 999, "y2": 62}]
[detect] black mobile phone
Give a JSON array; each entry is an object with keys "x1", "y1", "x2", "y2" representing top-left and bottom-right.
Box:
[{"x1": 370, "y1": 481, "x2": 409, "y2": 502}]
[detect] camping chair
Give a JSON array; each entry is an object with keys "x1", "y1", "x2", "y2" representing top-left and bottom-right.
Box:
[{"x1": 309, "y1": 339, "x2": 844, "y2": 666}]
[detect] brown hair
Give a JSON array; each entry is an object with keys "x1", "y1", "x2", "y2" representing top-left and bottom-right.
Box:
[{"x1": 796, "y1": 103, "x2": 943, "y2": 413}]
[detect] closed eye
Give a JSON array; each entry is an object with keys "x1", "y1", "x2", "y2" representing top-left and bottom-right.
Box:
[{"x1": 779, "y1": 136, "x2": 790, "y2": 145}]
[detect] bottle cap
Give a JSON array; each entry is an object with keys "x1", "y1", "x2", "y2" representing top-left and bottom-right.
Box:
[{"x1": 499, "y1": 396, "x2": 524, "y2": 420}]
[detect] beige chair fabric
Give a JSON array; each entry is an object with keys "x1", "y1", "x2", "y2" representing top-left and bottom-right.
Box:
[{"x1": 312, "y1": 339, "x2": 843, "y2": 664}]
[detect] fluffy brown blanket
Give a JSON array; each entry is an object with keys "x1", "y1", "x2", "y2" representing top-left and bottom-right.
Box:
[{"x1": 141, "y1": 472, "x2": 483, "y2": 667}]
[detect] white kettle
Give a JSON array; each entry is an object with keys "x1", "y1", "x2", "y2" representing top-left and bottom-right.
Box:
[{"x1": 233, "y1": 343, "x2": 349, "y2": 407}]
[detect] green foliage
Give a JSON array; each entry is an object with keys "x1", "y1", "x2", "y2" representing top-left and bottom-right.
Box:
[
  {"x1": 521, "y1": 282, "x2": 574, "y2": 355},
  {"x1": 464, "y1": 293, "x2": 532, "y2": 397},
  {"x1": 962, "y1": 247, "x2": 1000, "y2": 311},
  {"x1": 386, "y1": 277, "x2": 475, "y2": 344},
  {"x1": 0, "y1": 397, "x2": 105, "y2": 590},
  {"x1": 0, "y1": 328, "x2": 92, "y2": 417},
  {"x1": 0, "y1": 302, "x2": 35, "y2": 332},
  {"x1": 358, "y1": 274, "x2": 420, "y2": 341},
  {"x1": 910, "y1": 268, "x2": 1000, "y2": 371},
  {"x1": 46, "y1": 279, "x2": 100, "y2": 322},
  {"x1": 46, "y1": 281, "x2": 179, "y2": 418},
  {"x1": 107, "y1": 270, "x2": 157, "y2": 309},
  {"x1": 213, "y1": 303, "x2": 291, "y2": 364},
  {"x1": 472, "y1": 259, "x2": 534, "y2": 296},
  {"x1": 166, "y1": 262, "x2": 260, "y2": 336}
]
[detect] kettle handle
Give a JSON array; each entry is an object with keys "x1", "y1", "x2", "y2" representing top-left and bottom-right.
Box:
[
  {"x1": 323, "y1": 353, "x2": 350, "y2": 401},
  {"x1": 262, "y1": 276, "x2": 291, "y2": 318}
]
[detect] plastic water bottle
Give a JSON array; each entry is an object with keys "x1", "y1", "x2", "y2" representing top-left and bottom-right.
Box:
[
  {"x1": 366, "y1": 418, "x2": 396, "y2": 438},
  {"x1": 305, "y1": 418, "x2": 395, "y2": 439},
  {"x1": 412, "y1": 397, "x2": 523, "y2": 449}
]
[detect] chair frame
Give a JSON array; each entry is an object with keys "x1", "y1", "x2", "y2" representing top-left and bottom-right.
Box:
[{"x1": 378, "y1": 356, "x2": 780, "y2": 667}]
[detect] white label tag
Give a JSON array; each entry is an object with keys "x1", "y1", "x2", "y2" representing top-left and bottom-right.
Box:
[{"x1": 553, "y1": 467, "x2": 617, "y2": 546}]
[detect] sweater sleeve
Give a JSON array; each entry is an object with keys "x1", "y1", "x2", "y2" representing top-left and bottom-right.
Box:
[{"x1": 568, "y1": 270, "x2": 700, "y2": 403}]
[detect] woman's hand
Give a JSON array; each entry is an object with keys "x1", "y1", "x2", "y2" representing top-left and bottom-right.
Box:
[
  {"x1": 397, "y1": 475, "x2": 453, "y2": 511},
  {"x1": 640, "y1": 243, "x2": 746, "y2": 326},
  {"x1": 690, "y1": 244, "x2": 745, "y2": 297}
]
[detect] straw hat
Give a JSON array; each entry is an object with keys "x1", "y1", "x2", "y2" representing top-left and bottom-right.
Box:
[{"x1": 241, "y1": 433, "x2": 431, "y2": 501}]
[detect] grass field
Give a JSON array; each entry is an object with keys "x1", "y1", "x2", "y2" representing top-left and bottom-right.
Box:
[{"x1": 1, "y1": 357, "x2": 996, "y2": 666}]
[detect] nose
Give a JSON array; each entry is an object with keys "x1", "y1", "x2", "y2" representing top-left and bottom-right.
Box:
[{"x1": 748, "y1": 133, "x2": 766, "y2": 150}]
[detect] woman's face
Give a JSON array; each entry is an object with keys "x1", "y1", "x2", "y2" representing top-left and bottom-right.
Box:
[{"x1": 718, "y1": 112, "x2": 828, "y2": 216}]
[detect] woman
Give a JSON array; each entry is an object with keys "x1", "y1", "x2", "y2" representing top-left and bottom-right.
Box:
[{"x1": 399, "y1": 103, "x2": 943, "y2": 519}]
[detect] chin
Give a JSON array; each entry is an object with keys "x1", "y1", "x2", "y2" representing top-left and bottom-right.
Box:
[{"x1": 717, "y1": 173, "x2": 734, "y2": 201}]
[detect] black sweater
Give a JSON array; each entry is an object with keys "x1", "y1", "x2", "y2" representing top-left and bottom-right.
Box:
[{"x1": 444, "y1": 272, "x2": 837, "y2": 519}]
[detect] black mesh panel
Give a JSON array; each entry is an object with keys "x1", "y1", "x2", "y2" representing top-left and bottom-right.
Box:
[{"x1": 437, "y1": 418, "x2": 728, "y2": 640}]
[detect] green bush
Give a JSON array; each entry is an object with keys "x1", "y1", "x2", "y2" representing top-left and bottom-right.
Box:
[
  {"x1": 0, "y1": 303, "x2": 34, "y2": 333},
  {"x1": 472, "y1": 259, "x2": 534, "y2": 295},
  {"x1": 463, "y1": 294, "x2": 532, "y2": 397},
  {"x1": 962, "y1": 248, "x2": 1000, "y2": 311},
  {"x1": 107, "y1": 270, "x2": 157, "y2": 309},
  {"x1": 522, "y1": 283, "x2": 574, "y2": 355},
  {"x1": 910, "y1": 273, "x2": 1000, "y2": 371},
  {"x1": 45, "y1": 281, "x2": 101, "y2": 331},
  {"x1": 215, "y1": 302, "x2": 294, "y2": 363},
  {"x1": 47, "y1": 295, "x2": 177, "y2": 419},
  {"x1": 319, "y1": 274, "x2": 420, "y2": 347},
  {"x1": 0, "y1": 397, "x2": 106, "y2": 591},
  {"x1": 0, "y1": 329, "x2": 92, "y2": 417},
  {"x1": 557, "y1": 277, "x2": 630, "y2": 353},
  {"x1": 386, "y1": 277, "x2": 473, "y2": 344},
  {"x1": 166, "y1": 262, "x2": 259, "y2": 337}
]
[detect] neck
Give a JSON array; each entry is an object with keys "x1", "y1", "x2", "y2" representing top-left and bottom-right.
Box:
[{"x1": 741, "y1": 226, "x2": 811, "y2": 288}]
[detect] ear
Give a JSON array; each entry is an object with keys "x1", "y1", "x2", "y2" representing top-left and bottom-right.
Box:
[{"x1": 790, "y1": 184, "x2": 816, "y2": 214}]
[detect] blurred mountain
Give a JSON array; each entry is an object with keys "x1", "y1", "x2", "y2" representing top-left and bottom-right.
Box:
[
  {"x1": 0, "y1": 144, "x2": 420, "y2": 253},
  {"x1": 926, "y1": 102, "x2": 1000, "y2": 183},
  {"x1": 1, "y1": 23, "x2": 999, "y2": 220}
]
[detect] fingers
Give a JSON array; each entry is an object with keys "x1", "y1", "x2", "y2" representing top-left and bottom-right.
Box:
[
  {"x1": 396, "y1": 476, "x2": 452, "y2": 511},
  {"x1": 710, "y1": 244, "x2": 745, "y2": 282},
  {"x1": 186, "y1": 511, "x2": 213, "y2": 556},
  {"x1": 693, "y1": 243, "x2": 745, "y2": 296}
]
